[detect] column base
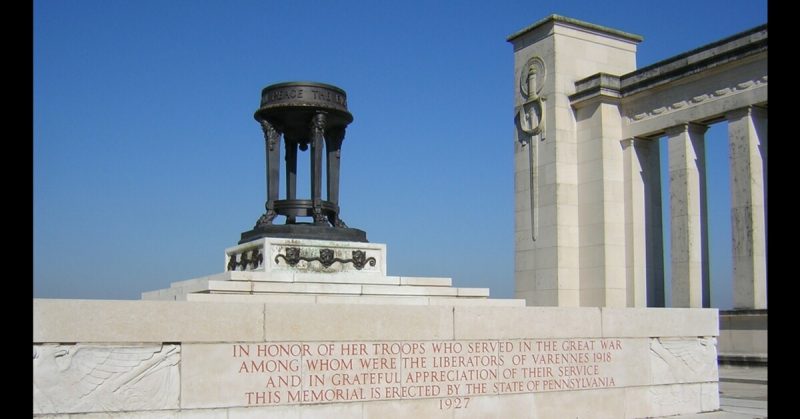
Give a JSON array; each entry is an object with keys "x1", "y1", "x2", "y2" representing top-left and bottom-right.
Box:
[{"x1": 240, "y1": 223, "x2": 368, "y2": 244}]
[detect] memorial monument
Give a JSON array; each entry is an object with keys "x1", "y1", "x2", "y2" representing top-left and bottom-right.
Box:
[
  {"x1": 240, "y1": 81, "x2": 367, "y2": 244},
  {"x1": 31, "y1": 14, "x2": 765, "y2": 418}
]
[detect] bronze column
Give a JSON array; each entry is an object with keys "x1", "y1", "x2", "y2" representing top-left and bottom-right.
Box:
[
  {"x1": 310, "y1": 112, "x2": 327, "y2": 225},
  {"x1": 284, "y1": 138, "x2": 298, "y2": 224},
  {"x1": 258, "y1": 119, "x2": 280, "y2": 226},
  {"x1": 325, "y1": 127, "x2": 345, "y2": 227}
]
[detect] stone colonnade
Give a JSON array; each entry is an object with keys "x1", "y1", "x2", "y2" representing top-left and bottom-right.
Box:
[{"x1": 624, "y1": 108, "x2": 767, "y2": 309}]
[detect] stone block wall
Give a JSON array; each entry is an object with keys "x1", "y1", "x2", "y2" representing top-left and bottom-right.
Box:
[{"x1": 34, "y1": 299, "x2": 719, "y2": 418}]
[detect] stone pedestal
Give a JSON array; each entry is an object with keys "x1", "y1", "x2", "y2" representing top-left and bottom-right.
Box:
[{"x1": 142, "y1": 238, "x2": 519, "y2": 307}]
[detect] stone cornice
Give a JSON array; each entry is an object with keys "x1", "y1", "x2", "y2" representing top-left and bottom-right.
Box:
[
  {"x1": 506, "y1": 14, "x2": 643, "y2": 44},
  {"x1": 570, "y1": 23, "x2": 768, "y2": 128},
  {"x1": 569, "y1": 73, "x2": 622, "y2": 107},
  {"x1": 620, "y1": 25, "x2": 767, "y2": 96}
]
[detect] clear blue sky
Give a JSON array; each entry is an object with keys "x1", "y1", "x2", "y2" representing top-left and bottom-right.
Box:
[{"x1": 34, "y1": 0, "x2": 767, "y2": 308}]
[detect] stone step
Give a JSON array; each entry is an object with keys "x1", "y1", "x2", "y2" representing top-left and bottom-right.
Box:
[
  {"x1": 253, "y1": 281, "x2": 482, "y2": 297},
  {"x1": 361, "y1": 284, "x2": 458, "y2": 297},
  {"x1": 184, "y1": 292, "x2": 525, "y2": 306},
  {"x1": 146, "y1": 278, "x2": 489, "y2": 300},
  {"x1": 717, "y1": 353, "x2": 768, "y2": 367},
  {"x1": 168, "y1": 271, "x2": 453, "y2": 287}
]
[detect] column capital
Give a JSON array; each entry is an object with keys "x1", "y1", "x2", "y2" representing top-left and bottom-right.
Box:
[
  {"x1": 725, "y1": 106, "x2": 750, "y2": 121},
  {"x1": 621, "y1": 137, "x2": 656, "y2": 149},
  {"x1": 726, "y1": 105, "x2": 767, "y2": 121},
  {"x1": 665, "y1": 122, "x2": 709, "y2": 137},
  {"x1": 310, "y1": 111, "x2": 327, "y2": 132},
  {"x1": 258, "y1": 119, "x2": 281, "y2": 152}
]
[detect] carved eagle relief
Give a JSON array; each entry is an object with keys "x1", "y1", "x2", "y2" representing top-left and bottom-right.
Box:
[
  {"x1": 34, "y1": 344, "x2": 180, "y2": 414},
  {"x1": 649, "y1": 337, "x2": 718, "y2": 384}
]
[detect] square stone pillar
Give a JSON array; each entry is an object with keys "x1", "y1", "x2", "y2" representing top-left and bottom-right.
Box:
[
  {"x1": 509, "y1": 15, "x2": 641, "y2": 307},
  {"x1": 726, "y1": 106, "x2": 767, "y2": 309},
  {"x1": 667, "y1": 123, "x2": 709, "y2": 308},
  {"x1": 574, "y1": 98, "x2": 628, "y2": 308},
  {"x1": 622, "y1": 138, "x2": 664, "y2": 307}
]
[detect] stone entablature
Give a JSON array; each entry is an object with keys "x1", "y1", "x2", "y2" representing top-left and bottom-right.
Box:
[
  {"x1": 620, "y1": 25, "x2": 767, "y2": 96},
  {"x1": 570, "y1": 25, "x2": 767, "y2": 139}
]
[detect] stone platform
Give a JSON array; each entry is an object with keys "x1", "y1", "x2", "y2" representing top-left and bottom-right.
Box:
[
  {"x1": 717, "y1": 310, "x2": 767, "y2": 367},
  {"x1": 34, "y1": 237, "x2": 722, "y2": 418},
  {"x1": 141, "y1": 270, "x2": 523, "y2": 306}
]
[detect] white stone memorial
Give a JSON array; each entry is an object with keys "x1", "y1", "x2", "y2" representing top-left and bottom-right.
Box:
[{"x1": 34, "y1": 14, "x2": 768, "y2": 418}]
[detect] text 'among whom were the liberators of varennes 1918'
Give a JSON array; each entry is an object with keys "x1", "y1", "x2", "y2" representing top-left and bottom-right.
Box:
[{"x1": 224, "y1": 338, "x2": 624, "y2": 409}]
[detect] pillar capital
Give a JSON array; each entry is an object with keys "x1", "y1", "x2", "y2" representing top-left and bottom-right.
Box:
[
  {"x1": 620, "y1": 138, "x2": 634, "y2": 148},
  {"x1": 726, "y1": 105, "x2": 767, "y2": 121},
  {"x1": 665, "y1": 122, "x2": 709, "y2": 137},
  {"x1": 621, "y1": 137, "x2": 657, "y2": 149}
]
